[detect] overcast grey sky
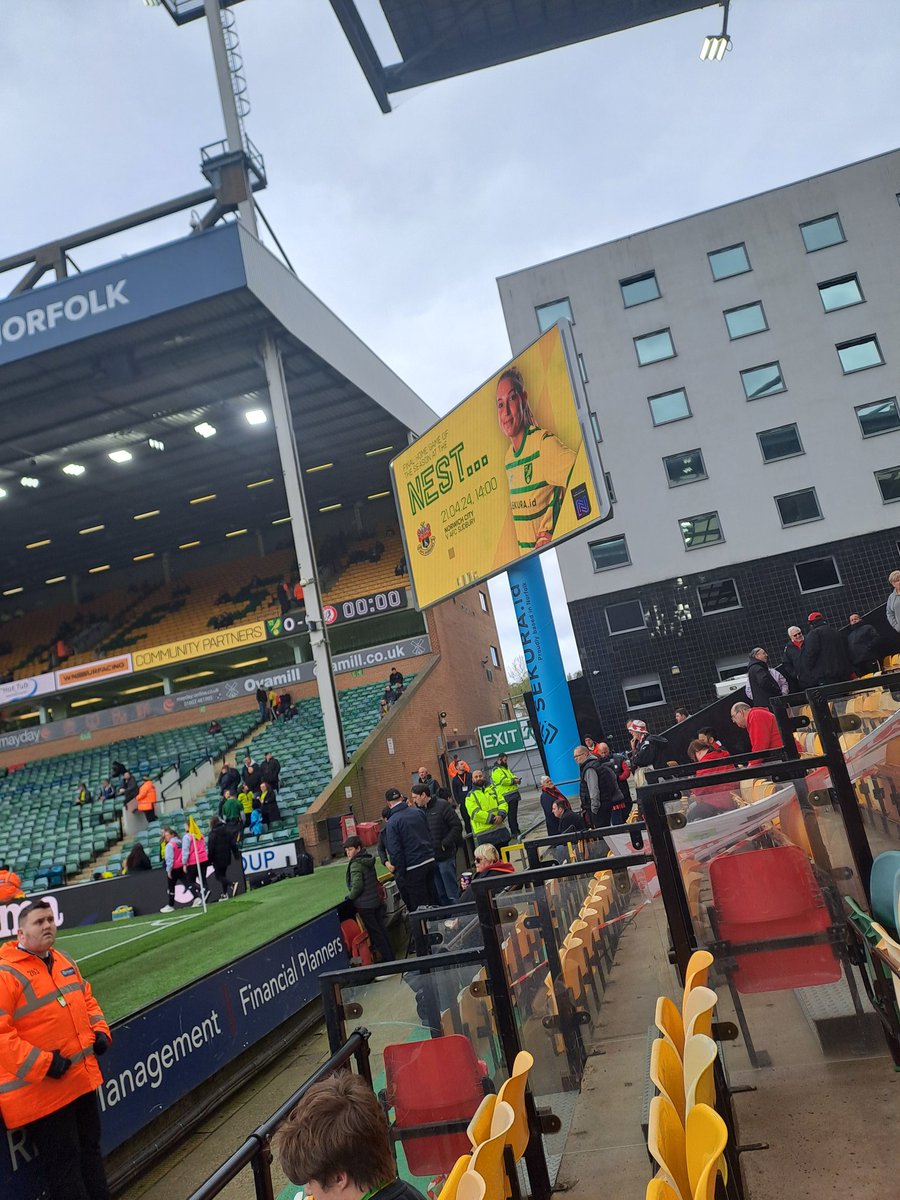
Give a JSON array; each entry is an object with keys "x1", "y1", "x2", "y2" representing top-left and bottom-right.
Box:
[{"x1": 2, "y1": 0, "x2": 898, "y2": 676}]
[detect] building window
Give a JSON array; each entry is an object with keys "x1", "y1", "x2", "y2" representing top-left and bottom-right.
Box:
[
  {"x1": 648, "y1": 387, "x2": 691, "y2": 426},
  {"x1": 758, "y1": 423, "x2": 804, "y2": 462},
  {"x1": 606, "y1": 599, "x2": 646, "y2": 635},
  {"x1": 679, "y1": 511, "x2": 723, "y2": 550},
  {"x1": 837, "y1": 336, "x2": 883, "y2": 374},
  {"x1": 775, "y1": 487, "x2": 822, "y2": 527},
  {"x1": 716, "y1": 655, "x2": 749, "y2": 682},
  {"x1": 623, "y1": 674, "x2": 665, "y2": 709},
  {"x1": 663, "y1": 449, "x2": 707, "y2": 487},
  {"x1": 478, "y1": 590, "x2": 488, "y2": 613},
  {"x1": 875, "y1": 467, "x2": 900, "y2": 503},
  {"x1": 724, "y1": 301, "x2": 768, "y2": 340},
  {"x1": 578, "y1": 353, "x2": 589, "y2": 384},
  {"x1": 535, "y1": 297, "x2": 573, "y2": 333},
  {"x1": 620, "y1": 271, "x2": 660, "y2": 307},
  {"x1": 795, "y1": 556, "x2": 841, "y2": 592},
  {"x1": 486, "y1": 668, "x2": 494, "y2": 682},
  {"x1": 708, "y1": 243, "x2": 751, "y2": 280},
  {"x1": 489, "y1": 645, "x2": 501, "y2": 668},
  {"x1": 800, "y1": 213, "x2": 845, "y2": 253},
  {"x1": 590, "y1": 412, "x2": 602, "y2": 443},
  {"x1": 818, "y1": 274, "x2": 864, "y2": 312},
  {"x1": 856, "y1": 398, "x2": 900, "y2": 438},
  {"x1": 741, "y1": 361, "x2": 786, "y2": 400},
  {"x1": 589, "y1": 535, "x2": 630, "y2": 571},
  {"x1": 697, "y1": 578, "x2": 741, "y2": 614},
  {"x1": 605, "y1": 472, "x2": 617, "y2": 503},
  {"x1": 634, "y1": 328, "x2": 675, "y2": 366}
]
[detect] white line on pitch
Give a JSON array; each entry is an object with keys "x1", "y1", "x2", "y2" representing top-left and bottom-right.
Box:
[{"x1": 73, "y1": 913, "x2": 199, "y2": 962}]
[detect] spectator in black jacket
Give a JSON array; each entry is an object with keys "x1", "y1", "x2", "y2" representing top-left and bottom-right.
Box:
[
  {"x1": 260, "y1": 751, "x2": 281, "y2": 789},
  {"x1": 219, "y1": 761, "x2": 241, "y2": 795},
  {"x1": 241, "y1": 755, "x2": 262, "y2": 793},
  {"x1": 846, "y1": 613, "x2": 881, "y2": 675},
  {"x1": 746, "y1": 647, "x2": 785, "y2": 708},
  {"x1": 384, "y1": 795, "x2": 436, "y2": 912},
  {"x1": 780, "y1": 626, "x2": 808, "y2": 692},
  {"x1": 573, "y1": 745, "x2": 625, "y2": 828},
  {"x1": 803, "y1": 612, "x2": 853, "y2": 685},
  {"x1": 207, "y1": 815, "x2": 239, "y2": 900},
  {"x1": 118, "y1": 771, "x2": 139, "y2": 805},
  {"x1": 412, "y1": 784, "x2": 463, "y2": 904}
]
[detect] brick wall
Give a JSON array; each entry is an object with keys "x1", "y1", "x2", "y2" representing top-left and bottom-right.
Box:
[{"x1": 299, "y1": 585, "x2": 510, "y2": 856}]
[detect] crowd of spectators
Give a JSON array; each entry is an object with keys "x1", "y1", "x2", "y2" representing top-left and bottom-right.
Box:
[{"x1": 217, "y1": 751, "x2": 283, "y2": 841}]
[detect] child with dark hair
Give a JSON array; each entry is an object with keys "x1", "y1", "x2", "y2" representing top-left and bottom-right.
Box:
[{"x1": 277, "y1": 1073, "x2": 427, "y2": 1200}]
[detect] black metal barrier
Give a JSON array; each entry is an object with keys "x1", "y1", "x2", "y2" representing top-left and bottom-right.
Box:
[
  {"x1": 320, "y1": 848, "x2": 655, "y2": 1200},
  {"x1": 185, "y1": 1029, "x2": 373, "y2": 1200},
  {"x1": 523, "y1": 820, "x2": 647, "y2": 868}
]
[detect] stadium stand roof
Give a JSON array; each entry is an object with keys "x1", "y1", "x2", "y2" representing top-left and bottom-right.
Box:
[
  {"x1": 0, "y1": 222, "x2": 434, "y2": 599},
  {"x1": 330, "y1": 0, "x2": 719, "y2": 110}
]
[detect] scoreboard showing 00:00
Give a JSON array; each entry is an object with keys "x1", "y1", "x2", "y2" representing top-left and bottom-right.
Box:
[{"x1": 323, "y1": 588, "x2": 408, "y2": 626}]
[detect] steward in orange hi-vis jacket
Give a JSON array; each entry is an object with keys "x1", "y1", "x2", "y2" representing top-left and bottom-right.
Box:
[{"x1": 0, "y1": 899, "x2": 112, "y2": 1199}]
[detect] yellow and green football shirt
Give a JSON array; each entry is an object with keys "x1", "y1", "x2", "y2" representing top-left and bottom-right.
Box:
[{"x1": 505, "y1": 425, "x2": 576, "y2": 552}]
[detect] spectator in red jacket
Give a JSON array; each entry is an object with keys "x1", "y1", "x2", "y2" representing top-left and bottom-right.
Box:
[
  {"x1": 686, "y1": 739, "x2": 736, "y2": 820},
  {"x1": 730, "y1": 701, "x2": 783, "y2": 765}
]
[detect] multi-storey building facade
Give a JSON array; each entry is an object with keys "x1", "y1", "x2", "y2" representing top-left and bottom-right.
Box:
[{"x1": 498, "y1": 149, "x2": 900, "y2": 737}]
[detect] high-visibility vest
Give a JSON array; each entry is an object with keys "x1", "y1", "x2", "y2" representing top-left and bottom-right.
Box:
[
  {"x1": 465, "y1": 786, "x2": 506, "y2": 837},
  {"x1": 491, "y1": 764, "x2": 519, "y2": 800},
  {"x1": 136, "y1": 780, "x2": 157, "y2": 811},
  {"x1": 0, "y1": 942, "x2": 110, "y2": 1129},
  {"x1": 0, "y1": 870, "x2": 22, "y2": 902}
]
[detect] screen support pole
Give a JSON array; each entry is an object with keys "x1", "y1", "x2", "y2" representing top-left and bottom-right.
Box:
[{"x1": 262, "y1": 334, "x2": 348, "y2": 775}]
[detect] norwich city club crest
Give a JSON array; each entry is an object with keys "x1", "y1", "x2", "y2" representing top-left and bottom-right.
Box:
[
  {"x1": 416, "y1": 523, "x2": 435, "y2": 556},
  {"x1": 524, "y1": 461, "x2": 533, "y2": 485}
]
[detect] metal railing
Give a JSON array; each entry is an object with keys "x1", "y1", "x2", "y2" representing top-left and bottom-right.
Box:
[{"x1": 186, "y1": 1028, "x2": 372, "y2": 1200}]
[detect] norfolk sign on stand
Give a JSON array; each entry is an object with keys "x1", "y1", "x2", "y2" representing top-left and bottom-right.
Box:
[{"x1": 476, "y1": 718, "x2": 538, "y2": 757}]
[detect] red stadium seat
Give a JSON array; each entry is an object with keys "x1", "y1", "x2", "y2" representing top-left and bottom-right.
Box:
[
  {"x1": 383, "y1": 1035, "x2": 489, "y2": 1175},
  {"x1": 340, "y1": 917, "x2": 374, "y2": 966},
  {"x1": 709, "y1": 845, "x2": 842, "y2": 992}
]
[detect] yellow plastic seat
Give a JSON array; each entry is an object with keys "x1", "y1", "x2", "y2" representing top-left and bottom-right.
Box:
[
  {"x1": 456, "y1": 1170, "x2": 486, "y2": 1200},
  {"x1": 468, "y1": 1100, "x2": 514, "y2": 1200},
  {"x1": 682, "y1": 1034, "x2": 717, "y2": 1112},
  {"x1": 655, "y1": 994, "x2": 685, "y2": 1059},
  {"x1": 683, "y1": 950, "x2": 714, "y2": 1008},
  {"x1": 437, "y1": 1155, "x2": 473, "y2": 1200},
  {"x1": 650, "y1": 1036, "x2": 685, "y2": 1123},
  {"x1": 467, "y1": 1094, "x2": 497, "y2": 1149},
  {"x1": 686, "y1": 1103, "x2": 728, "y2": 1200},
  {"x1": 496, "y1": 1050, "x2": 534, "y2": 1161},
  {"x1": 646, "y1": 1177, "x2": 682, "y2": 1200},
  {"x1": 648, "y1": 1094, "x2": 690, "y2": 1200},
  {"x1": 683, "y1": 986, "x2": 717, "y2": 1041}
]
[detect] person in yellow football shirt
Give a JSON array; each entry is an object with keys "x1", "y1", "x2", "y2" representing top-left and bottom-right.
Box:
[{"x1": 497, "y1": 367, "x2": 577, "y2": 553}]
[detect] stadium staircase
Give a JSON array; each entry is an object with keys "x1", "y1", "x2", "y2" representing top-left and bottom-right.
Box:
[{"x1": 0, "y1": 713, "x2": 257, "y2": 891}]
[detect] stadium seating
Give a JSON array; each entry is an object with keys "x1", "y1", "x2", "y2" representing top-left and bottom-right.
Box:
[
  {"x1": 0, "y1": 713, "x2": 256, "y2": 890},
  {"x1": 185, "y1": 678, "x2": 413, "y2": 840}
]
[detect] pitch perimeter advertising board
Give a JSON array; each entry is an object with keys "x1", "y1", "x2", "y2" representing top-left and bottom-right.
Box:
[{"x1": 391, "y1": 323, "x2": 611, "y2": 608}]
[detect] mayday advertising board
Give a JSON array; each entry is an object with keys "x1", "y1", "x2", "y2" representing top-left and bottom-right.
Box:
[
  {"x1": 391, "y1": 322, "x2": 612, "y2": 608},
  {"x1": 1, "y1": 911, "x2": 347, "y2": 1200}
]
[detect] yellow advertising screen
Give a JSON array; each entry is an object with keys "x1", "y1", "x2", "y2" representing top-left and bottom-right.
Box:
[{"x1": 391, "y1": 323, "x2": 611, "y2": 608}]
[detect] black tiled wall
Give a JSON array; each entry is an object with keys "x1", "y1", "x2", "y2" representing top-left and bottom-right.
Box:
[{"x1": 570, "y1": 527, "x2": 900, "y2": 747}]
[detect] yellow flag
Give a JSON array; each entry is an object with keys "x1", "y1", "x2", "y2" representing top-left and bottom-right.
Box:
[{"x1": 188, "y1": 815, "x2": 204, "y2": 840}]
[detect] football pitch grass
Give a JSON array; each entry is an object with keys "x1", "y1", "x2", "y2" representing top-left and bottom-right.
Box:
[{"x1": 57, "y1": 864, "x2": 348, "y2": 1023}]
